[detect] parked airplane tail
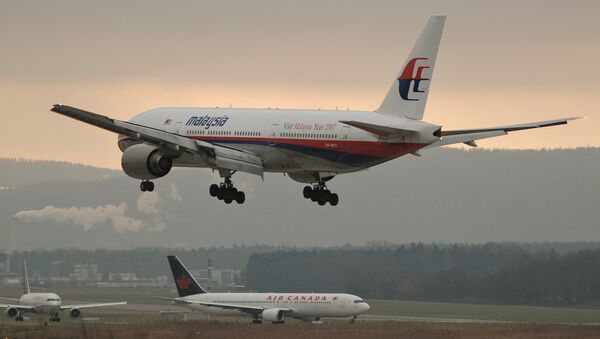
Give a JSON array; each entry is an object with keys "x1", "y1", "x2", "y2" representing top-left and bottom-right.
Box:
[
  {"x1": 167, "y1": 255, "x2": 207, "y2": 297},
  {"x1": 377, "y1": 15, "x2": 445, "y2": 120},
  {"x1": 22, "y1": 260, "x2": 30, "y2": 294}
]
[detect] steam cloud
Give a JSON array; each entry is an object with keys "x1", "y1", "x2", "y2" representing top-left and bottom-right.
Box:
[
  {"x1": 14, "y1": 204, "x2": 144, "y2": 233},
  {"x1": 167, "y1": 184, "x2": 183, "y2": 202},
  {"x1": 14, "y1": 187, "x2": 182, "y2": 233},
  {"x1": 137, "y1": 191, "x2": 160, "y2": 214}
]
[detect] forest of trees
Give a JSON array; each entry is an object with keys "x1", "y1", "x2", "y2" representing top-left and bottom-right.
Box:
[{"x1": 246, "y1": 243, "x2": 600, "y2": 306}]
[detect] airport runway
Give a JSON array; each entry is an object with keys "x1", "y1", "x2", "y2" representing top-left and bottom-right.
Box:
[{"x1": 114, "y1": 303, "x2": 509, "y2": 324}]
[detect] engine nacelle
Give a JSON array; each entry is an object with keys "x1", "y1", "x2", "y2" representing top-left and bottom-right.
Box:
[
  {"x1": 5, "y1": 307, "x2": 18, "y2": 318},
  {"x1": 121, "y1": 144, "x2": 173, "y2": 180},
  {"x1": 261, "y1": 308, "x2": 285, "y2": 323},
  {"x1": 69, "y1": 308, "x2": 81, "y2": 319}
]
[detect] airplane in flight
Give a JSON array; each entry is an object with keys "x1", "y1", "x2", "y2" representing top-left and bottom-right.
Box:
[
  {"x1": 51, "y1": 16, "x2": 581, "y2": 206},
  {"x1": 154, "y1": 255, "x2": 370, "y2": 323},
  {"x1": 0, "y1": 260, "x2": 126, "y2": 322}
]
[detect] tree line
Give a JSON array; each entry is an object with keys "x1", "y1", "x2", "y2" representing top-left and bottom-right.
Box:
[{"x1": 246, "y1": 243, "x2": 600, "y2": 306}]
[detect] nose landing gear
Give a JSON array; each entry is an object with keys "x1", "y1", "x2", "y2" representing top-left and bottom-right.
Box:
[{"x1": 209, "y1": 176, "x2": 245, "y2": 204}]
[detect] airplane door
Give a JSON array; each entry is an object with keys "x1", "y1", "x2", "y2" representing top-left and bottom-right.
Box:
[
  {"x1": 173, "y1": 121, "x2": 183, "y2": 135},
  {"x1": 340, "y1": 126, "x2": 351, "y2": 148},
  {"x1": 269, "y1": 124, "x2": 279, "y2": 146},
  {"x1": 166, "y1": 120, "x2": 183, "y2": 134}
]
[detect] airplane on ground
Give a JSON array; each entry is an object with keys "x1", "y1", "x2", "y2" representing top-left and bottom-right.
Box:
[
  {"x1": 0, "y1": 261, "x2": 127, "y2": 322},
  {"x1": 51, "y1": 15, "x2": 581, "y2": 206},
  {"x1": 154, "y1": 255, "x2": 370, "y2": 323}
]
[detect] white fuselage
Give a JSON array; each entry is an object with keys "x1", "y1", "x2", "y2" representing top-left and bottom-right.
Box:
[
  {"x1": 18, "y1": 293, "x2": 62, "y2": 315},
  {"x1": 119, "y1": 108, "x2": 440, "y2": 176},
  {"x1": 179, "y1": 292, "x2": 369, "y2": 319}
]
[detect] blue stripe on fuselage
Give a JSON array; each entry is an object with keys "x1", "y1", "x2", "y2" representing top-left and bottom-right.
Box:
[{"x1": 201, "y1": 139, "x2": 383, "y2": 166}]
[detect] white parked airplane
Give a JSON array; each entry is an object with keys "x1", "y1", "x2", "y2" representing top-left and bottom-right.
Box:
[
  {"x1": 154, "y1": 256, "x2": 370, "y2": 323},
  {"x1": 51, "y1": 16, "x2": 581, "y2": 206},
  {"x1": 0, "y1": 261, "x2": 126, "y2": 322}
]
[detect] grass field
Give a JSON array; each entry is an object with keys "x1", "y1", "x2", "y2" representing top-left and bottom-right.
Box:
[{"x1": 2, "y1": 320, "x2": 600, "y2": 339}]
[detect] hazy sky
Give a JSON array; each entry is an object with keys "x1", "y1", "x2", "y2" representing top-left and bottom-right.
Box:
[{"x1": 1, "y1": 0, "x2": 598, "y2": 169}]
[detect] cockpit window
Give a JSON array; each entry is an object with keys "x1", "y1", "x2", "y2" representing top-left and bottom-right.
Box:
[
  {"x1": 46, "y1": 298, "x2": 60, "y2": 302},
  {"x1": 354, "y1": 299, "x2": 365, "y2": 303}
]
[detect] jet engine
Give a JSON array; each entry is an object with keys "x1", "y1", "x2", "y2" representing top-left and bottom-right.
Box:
[
  {"x1": 121, "y1": 144, "x2": 173, "y2": 180},
  {"x1": 69, "y1": 308, "x2": 81, "y2": 319},
  {"x1": 261, "y1": 308, "x2": 285, "y2": 323},
  {"x1": 5, "y1": 307, "x2": 18, "y2": 318}
]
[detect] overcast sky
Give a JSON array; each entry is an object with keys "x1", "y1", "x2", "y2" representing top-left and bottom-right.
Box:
[{"x1": 1, "y1": 0, "x2": 598, "y2": 169}]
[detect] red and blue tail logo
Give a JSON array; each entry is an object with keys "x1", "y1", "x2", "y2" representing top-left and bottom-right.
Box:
[{"x1": 398, "y1": 58, "x2": 430, "y2": 101}]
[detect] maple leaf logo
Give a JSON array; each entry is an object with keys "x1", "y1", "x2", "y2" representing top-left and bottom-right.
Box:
[{"x1": 176, "y1": 274, "x2": 192, "y2": 289}]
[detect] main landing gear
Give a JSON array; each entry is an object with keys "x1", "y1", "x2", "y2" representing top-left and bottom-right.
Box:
[
  {"x1": 209, "y1": 176, "x2": 245, "y2": 204},
  {"x1": 303, "y1": 182, "x2": 339, "y2": 206},
  {"x1": 140, "y1": 180, "x2": 154, "y2": 192}
]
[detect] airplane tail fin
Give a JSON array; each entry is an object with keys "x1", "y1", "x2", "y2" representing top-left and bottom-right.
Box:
[
  {"x1": 167, "y1": 255, "x2": 207, "y2": 297},
  {"x1": 376, "y1": 15, "x2": 446, "y2": 120},
  {"x1": 23, "y1": 260, "x2": 30, "y2": 294}
]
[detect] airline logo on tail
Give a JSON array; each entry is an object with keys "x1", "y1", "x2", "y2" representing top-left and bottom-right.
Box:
[
  {"x1": 176, "y1": 274, "x2": 193, "y2": 289},
  {"x1": 398, "y1": 57, "x2": 430, "y2": 101}
]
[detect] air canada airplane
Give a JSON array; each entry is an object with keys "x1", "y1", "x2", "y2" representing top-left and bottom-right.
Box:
[
  {"x1": 0, "y1": 261, "x2": 126, "y2": 322},
  {"x1": 51, "y1": 16, "x2": 581, "y2": 206},
  {"x1": 154, "y1": 256, "x2": 370, "y2": 323}
]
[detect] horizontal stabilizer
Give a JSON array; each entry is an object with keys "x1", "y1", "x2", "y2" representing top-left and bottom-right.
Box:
[
  {"x1": 427, "y1": 131, "x2": 506, "y2": 148},
  {"x1": 428, "y1": 117, "x2": 583, "y2": 148},
  {"x1": 339, "y1": 120, "x2": 417, "y2": 137},
  {"x1": 441, "y1": 117, "x2": 582, "y2": 136}
]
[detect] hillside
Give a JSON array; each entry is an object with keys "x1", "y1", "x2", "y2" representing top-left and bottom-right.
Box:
[{"x1": 1, "y1": 148, "x2": 598, "y2": 249}]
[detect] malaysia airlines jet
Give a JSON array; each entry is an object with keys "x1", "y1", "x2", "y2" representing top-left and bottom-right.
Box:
[
  {"x1": 51, "y1": 16, "x2": 581, "y2": 206},
  {"x1": 0, "y1": 261, "x2": 126, "y2": 322},
  {"x1": 154, "y1": 256, "x2": 369, "y2": 323}
]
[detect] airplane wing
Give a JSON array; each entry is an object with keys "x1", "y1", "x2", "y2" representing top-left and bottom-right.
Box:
[
  {"x1": 428, "y1": 117, "x2": 583, "y2": 148},
  {"x1": 152, "y1": 296, "x2": 292, "y2": 315},
  {"x1": 50, "y1": 105, "x2": 263, "y2": 177},
  {"x1": 0, "y1": 304, "x2": 34, "y2": 311},
  {"x1": 60, "y1": 301, "x2": 127, "y2": 310},
  {"x1": 0, "y1": 297, "x2": 20, "y2": 302}
]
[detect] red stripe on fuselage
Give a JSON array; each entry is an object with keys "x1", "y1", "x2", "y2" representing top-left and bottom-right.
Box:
[{"x1": 190, "y1": 136, "x2": 426, "y2": 159}]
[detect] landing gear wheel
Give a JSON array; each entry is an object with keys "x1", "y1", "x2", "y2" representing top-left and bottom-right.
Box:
[
  {"x1": 216, "y1": 188, "x2": 225, "y2": 200},
  {"x1": 310, "y1": 189, "x2": 319, "y2": 202},
  {"x1": 211, "y1": 176, "x2": 245, "y2": 204},
  {"x1": 252, "y1": 319, "x2": 262, "y2": 324},
  {"x1": 235, "y1": 191, "x2": 245, "y2": 204},
  {"x1": 329, "y1": 193, "x2": 339, "y2": 206},
  {"x1": 140, "y1": 181, "x2": 154, "y2": 192},
  {"x1": 209, "y1": 184, "x2": 219, "y2": 197},
  {"x1": 304, "y1": 181, "x2": 339, "y2": 206},
  {"x1": 303, "y1": 186, "x2": 312, "y2": 199}
]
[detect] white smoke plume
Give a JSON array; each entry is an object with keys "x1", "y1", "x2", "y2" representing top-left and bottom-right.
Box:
[
  {"x1": 14, "y1": 204, "x2": 152, "y2": 233},
  {"x1": 167, "y1": 183, "x2": 183, "y2": 202},
  {"x1": 137, "y1": 191, "x2": 160, "y2": 214}
]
